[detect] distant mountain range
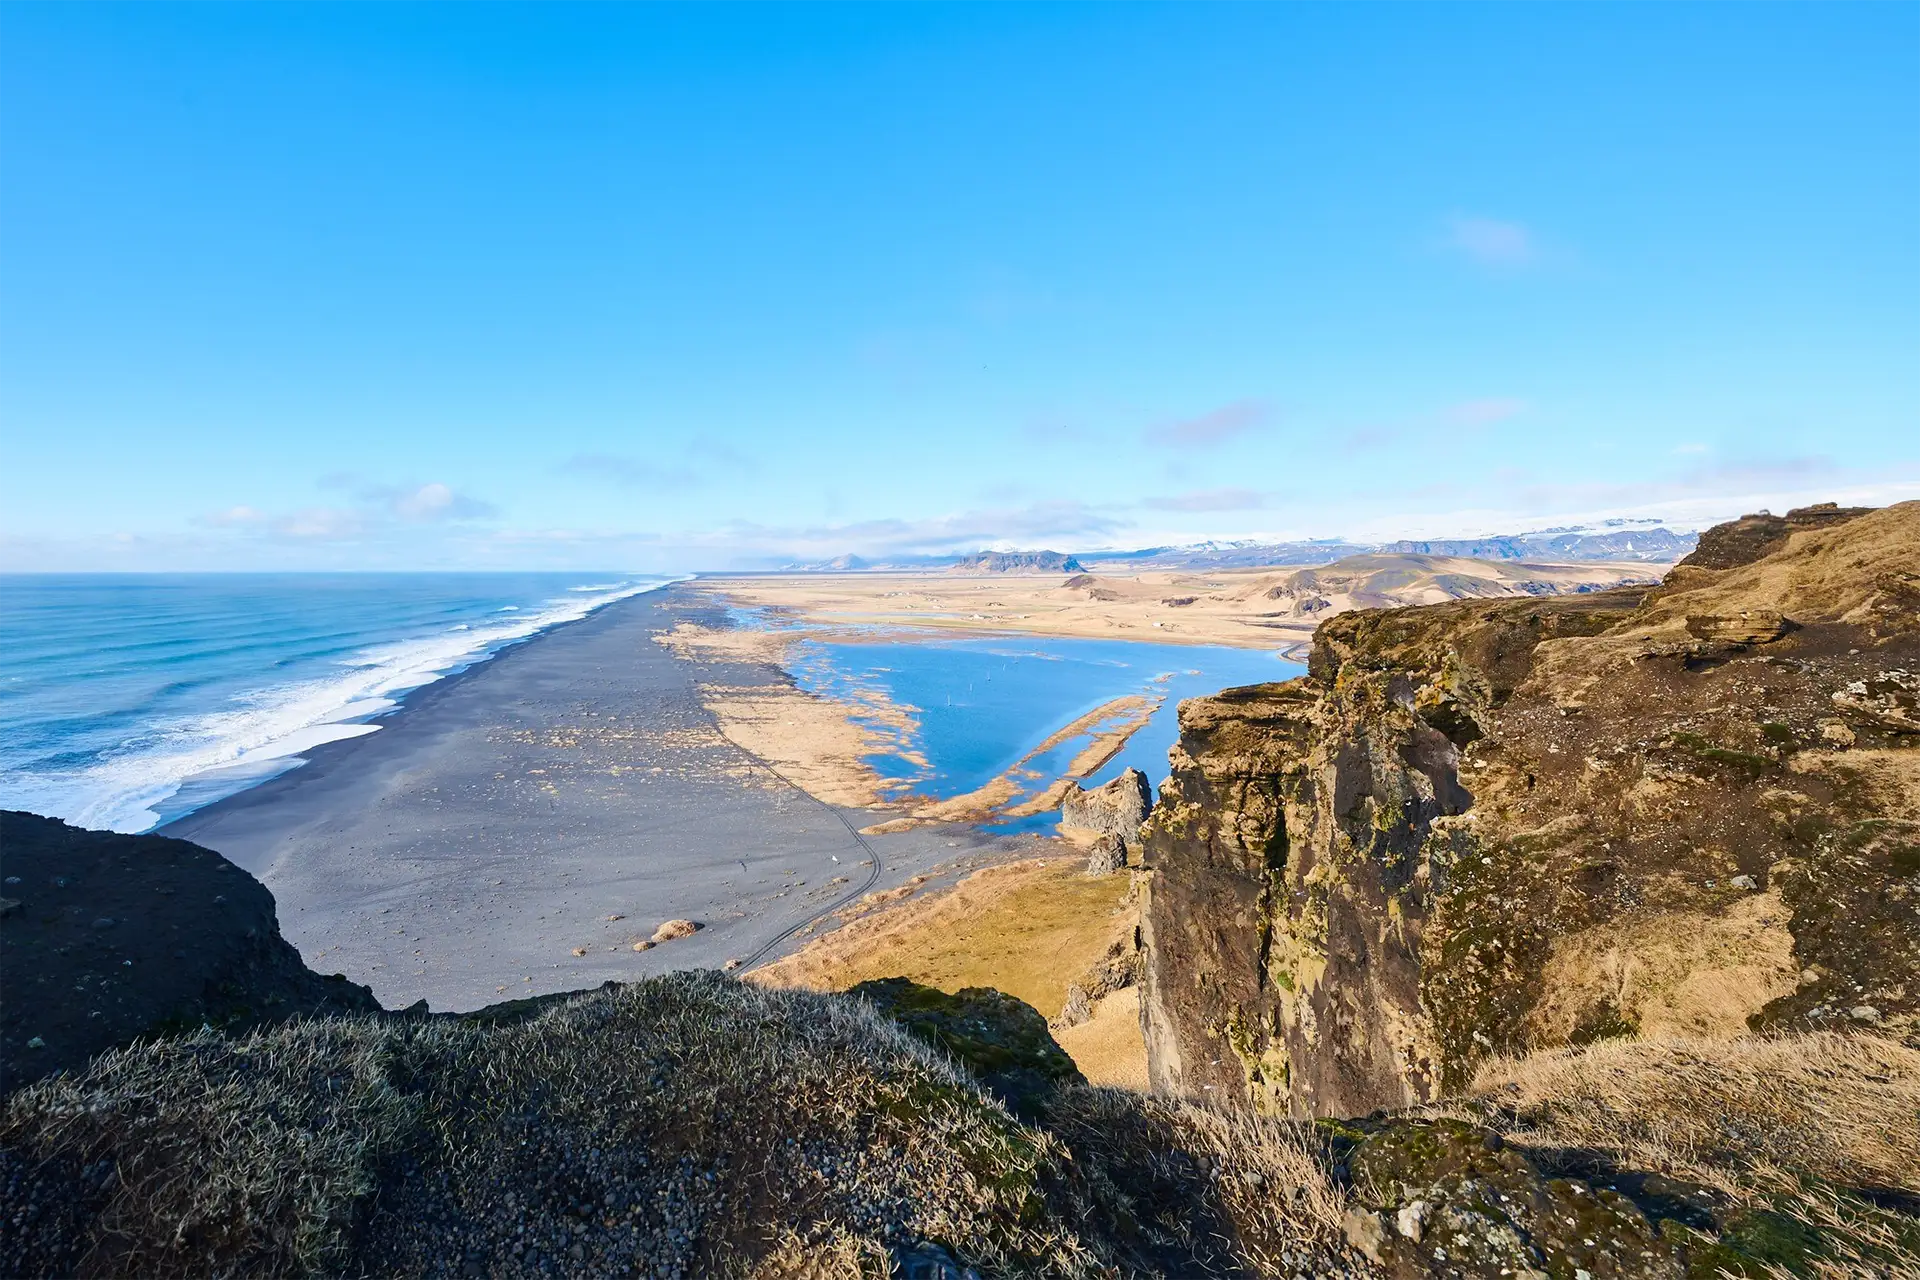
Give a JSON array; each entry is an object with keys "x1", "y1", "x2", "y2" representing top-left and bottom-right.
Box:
[{"x1": 779, "y1": 523, "x2": 1696, "y2": 572}]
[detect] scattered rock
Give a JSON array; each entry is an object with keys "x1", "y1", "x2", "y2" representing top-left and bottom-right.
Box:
[
  {"x1": 631, "y1": 940, "x2": 654, "y2": 952},
  {"x1": 722, "y1": 958, "x2": 743, "y2": 972},
  {"x1": 1085, "y1": 833, "x2": 1127, "y2": 876},
  {"x1": 651, "y1": 919, "x2": 700, "y2": 943},
  {"x1": 1347, "y1": 1118, "x2": 1672, "y2": 1277},
  {"x1": 1394, "y1": 1198, "x2": 1429, "y2": 1243},
  {"x1": 1729, "y1": 874, "x2": 1759, "y2": 891},
  {"x1": 1342, "y1": 1208, "x2": 1390, "y2": 1264},
  {"x1": 570, "y1": 947, "x2": 588, "y2": 957},
  {"x1": 1830, "y1": 669, "x2": 1920, "y2": 733}
]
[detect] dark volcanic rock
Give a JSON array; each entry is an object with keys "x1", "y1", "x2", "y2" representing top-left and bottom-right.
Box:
[
  {"x1": 0, "y1": 811, "x2": 380, "y2": 1092},
  {"x1": 1675, "y1": 502, "x2": 1873, "y2": 572},
  {"x1": 1139, "y1": 502, "x2": 1920, "y2": 1116}
]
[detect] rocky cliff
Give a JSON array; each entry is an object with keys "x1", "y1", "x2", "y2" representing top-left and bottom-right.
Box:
[
  {"x1": 1139, "y1": 502, "x2": 1920, "y2": 1116},
  {"x1": 0, "y1": 812, "x2": 381, "y2": 1092}
]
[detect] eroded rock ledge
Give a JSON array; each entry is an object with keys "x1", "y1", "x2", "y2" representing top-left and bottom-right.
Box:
[{"x1": 1139, "y1": 501, "x2": 1920, "y2": 1117}]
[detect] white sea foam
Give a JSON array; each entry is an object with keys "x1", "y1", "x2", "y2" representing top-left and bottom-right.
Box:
[{"x1": 13, "y1": 576, "x2": 682, "y2": 834}]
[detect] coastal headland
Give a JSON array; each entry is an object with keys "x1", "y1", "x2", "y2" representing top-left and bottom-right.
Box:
[{"x1": 156, "y1": 553, "x2": 1661, "y2": 1020}]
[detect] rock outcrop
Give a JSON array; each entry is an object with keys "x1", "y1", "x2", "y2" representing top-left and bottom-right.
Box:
[
  {"x1": 1138, "y1": 502, "x2": 1920, "y2": 1116},
  {"x1": 1060, "y1": 768, "x2": 1153, "y2": 849},
  {"x1": 1084, "y1": 833, "x2": 1128, "y2": 875},
  {"x1": 0, "y1": 811, "x2": 380, "y2": 1092},
  {"x1": 848, "y1": 977, "x2": 1085, "y2": 1118},
  {"x1": 949, "y1": 550, "x2": 1086, "y2": 574}
]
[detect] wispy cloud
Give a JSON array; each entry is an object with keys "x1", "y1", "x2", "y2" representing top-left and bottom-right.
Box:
[
  {"x1": 202, "y1": 505, "x2": 266, "y2": 528},
  {"x1": 1143, "y1": 400, "x2": 1269, "y2": 449},
  {"x1": 1448, "y1": 397, "x2": 1529, "y2": 427},
  {"x1": 699, "y1": 499, "x2": 1129, "y2": 562},
  {"x1": 1671, "y1": 441, "x2": 1711, "y2": 456},
  {"x1": 195, "y1": 480, "x2": 495, "y2": 543},
  {"x1": 1446, "y1": 216, "x2": 1539, "y2": 268},
  {"x1": 1677, "y1": 455, "x2": 1834, "y2": 487},
  {"x1": 388, "y1": 482, "x2": 496, "y2": 521},
  {"x1": 1143, "y1": 487, "x2": 1267, "y2": 513}
]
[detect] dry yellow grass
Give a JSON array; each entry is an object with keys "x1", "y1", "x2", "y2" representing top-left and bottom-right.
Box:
[
  {"x1": 750, "y1": 857, "x2": 1133, "y2": 1022},
  {"x1": 1524, "y1": 893, "x2": 1800, "y2": 1043},
  {"x1": 1470, "y1": 1030, "x2": 1920, "y2": 1196},
  {"x1": 1053, "y1": 988, "x2": 1149, "y2": 1090}
]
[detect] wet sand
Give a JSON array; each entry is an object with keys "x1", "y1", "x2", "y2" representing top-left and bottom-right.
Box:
[{"x1": 163, "y1": 586, "x2": 1033, "y2": 1012}]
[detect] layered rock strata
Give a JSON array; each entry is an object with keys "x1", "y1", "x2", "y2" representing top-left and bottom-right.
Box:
[{"x1": 1139, "y1": 502, "x2": 1920, "y2": 1116}]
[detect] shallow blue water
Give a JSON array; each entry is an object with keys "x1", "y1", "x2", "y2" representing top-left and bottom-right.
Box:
[
  {"x1": 0, "y1": 573, "x2": 673, "y2": 832},
  {"x1": 786, "y1": 633, "x2": 1304, "y2": 829}
]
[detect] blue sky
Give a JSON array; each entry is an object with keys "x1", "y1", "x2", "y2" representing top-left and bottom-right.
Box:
[{"x1": 2, "y1": 2, "x2": 1915, "y2": 570}]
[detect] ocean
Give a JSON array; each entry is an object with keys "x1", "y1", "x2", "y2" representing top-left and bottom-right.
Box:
[{"x1": 0, "y1": 573, "x2": 676, "y2": 833}]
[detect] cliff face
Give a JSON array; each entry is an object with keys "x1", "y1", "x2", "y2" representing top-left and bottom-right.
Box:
[{"x1": 1139, "y1": 502, "x2": 1920, "y2": 1116}]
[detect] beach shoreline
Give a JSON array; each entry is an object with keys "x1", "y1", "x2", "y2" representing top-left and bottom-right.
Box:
[{"x1": 162, "y1": 584, "x2": 1043, "y2": 1012}]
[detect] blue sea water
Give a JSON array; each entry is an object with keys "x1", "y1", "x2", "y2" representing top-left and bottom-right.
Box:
[
  {"x1": 787, "y1": 633, "x2": 1305, "y2": 829},
  {"x1": 0, "y1": 573, "x2": 675, "y2": 833}
]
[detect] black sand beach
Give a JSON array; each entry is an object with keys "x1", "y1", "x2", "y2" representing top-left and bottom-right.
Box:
[{"x1": 163, "y1": 585, "x2": 1025, "y2": 1012}]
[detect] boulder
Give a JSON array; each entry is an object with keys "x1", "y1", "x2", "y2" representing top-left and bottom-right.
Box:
[
  {"x1": 1684, "y1": 609, "x2": 1793, "y2": 645},
  {"x1": 651, "y1": 918, "x2": 700, "y2": 942},
  {"x1": 1084, "y1": 833, "x2": 1127, "y2": 876},
  {"x1": 1060, "y1": 769, "x2": 1152, "y2": 848}
]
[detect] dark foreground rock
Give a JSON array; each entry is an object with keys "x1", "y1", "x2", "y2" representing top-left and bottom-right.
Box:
[
  {"x1": 2, "y1": 814, "x2": 1915, "y2": 1276},
  {"x1": 0, "y1": 811, "x2": 379, "y2": 1092}
]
